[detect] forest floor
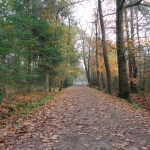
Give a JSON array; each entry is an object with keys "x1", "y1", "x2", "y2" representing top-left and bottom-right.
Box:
[
  {"x1": 111, "y1": 91, "x2": 150, "y2": 110},
  {"x1": 0, "y1": 86, "x2": 150, "y2": 150}
]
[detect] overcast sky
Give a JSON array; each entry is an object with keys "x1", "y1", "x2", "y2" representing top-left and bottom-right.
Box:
[
  {"x1": 73, "y1": 0, "x2": 150, "y2": 43},
  {"x1": 73, "y1": 0, "x2": 116, "y2": 41},
  {"x1": 74, "y1": 0, "x2": 96, "y2": 32}
]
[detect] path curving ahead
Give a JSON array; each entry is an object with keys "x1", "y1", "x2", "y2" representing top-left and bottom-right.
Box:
[{"x1": 1, "y1": 86, "x2": 150, "y2": 150}]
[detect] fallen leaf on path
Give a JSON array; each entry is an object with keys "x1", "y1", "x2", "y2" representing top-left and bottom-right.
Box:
[{"x1": 50, "y1": 135, "x2": 59, "y2": 140}]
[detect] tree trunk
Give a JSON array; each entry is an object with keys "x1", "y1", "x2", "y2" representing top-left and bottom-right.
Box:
[
  {"x1": 98, "y1": 0, "x2": 111, "y2": 94},
  {"x1": 100, "y1": 72, "x2": 105, "y2": 89},
  {"x1": 129, "y1": 6, "x2": 137, "y2": 92},
  {"x1": 27, "y1": 55, "x2": 32, "y2": 93},
  {"x1": 83, "y1": 54, "x2": 90, "y2": 84},
  {"x1": 49, "y1": 75, "x2": 53, "y2": 92},
  {"x1": 116, "y1": 0, "x2": 130, "y2": 100},
  {"x1": 135, "y1": 10, "x2": 142, "y2": 81},
  {"x1": 27, "y1": 0, "x2": 32, "y2": 93},
  {"x1": 87, "y1": 46, "x2": 91, "y2": 85},
  {"x1": 82, "y1": 36, "x2": 91, "y2": 84},
  {"x1": 142, "y1": 51, "x2": 147, "y2": 91},
  {"x1": 95, "y1": 11, "x2": 101, "y2": 90},
  {"x1": 28, "y1": 0, "x2": 32, "y2": 16},
  {"x1": 45, "y1": 69, "x2": 50, "y2": 92},
  {"x1": 59, "y1": 73, "x2": 66, "y2": 91}
]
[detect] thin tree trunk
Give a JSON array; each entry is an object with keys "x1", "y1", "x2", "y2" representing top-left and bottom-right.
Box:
[
  {"x1": 45, "y1": 69, "x2": 50, "y2": 92},
  {"x1": 98, "y1": 0, "x2": 111, "y2": 94},
  {"x1": 27, "y1": 0, "x2": 32, "y2": 93},
  {"x1": 83, "y1": 52, "x2": 90, "y2": 84},
  {"x1": 116, "y1": 0, "x2": 130, "y2": 100},
  {"x1": 95, "y1": 11, "x2": 101, "y2": 90},
  {"x1": 49, "y1": 74, "x2": 53, "y2": 92},
  {"x1": 28, "y1": 0, "x2": 32, "y2": 16},
  {"x1": 129, "y1": 6, "x2": 137, "y2": 92},
  {"x1": 82, "y1": 35, "x2": 91, "y2": 84},
  {"x1": 27, "y1": 55, "x2": 32, "y2": 93},
  {"x1": 87, "y1": 46, "x2": 91, "y2": 85},
  {"x1": 101, "y1": 73, "x2": 105, "y2": 89},
  {"x1": 135, "y1": 10, "x2": 142, "y2": 81},
  {"x1": 143, "y1": 54, "x2": 146, "y2": 90},
  {"x1": 59, "y1": 73, "x2": 66, "y2": 91}
]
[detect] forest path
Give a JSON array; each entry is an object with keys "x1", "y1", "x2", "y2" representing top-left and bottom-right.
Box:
[{"x1": 1, "y1": 86, "x2": 150, "y2": 150}]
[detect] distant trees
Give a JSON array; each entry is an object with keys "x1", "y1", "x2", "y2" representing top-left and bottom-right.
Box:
[{"x1": 78, "y1": 21, "x2": 116, "y2": 92}]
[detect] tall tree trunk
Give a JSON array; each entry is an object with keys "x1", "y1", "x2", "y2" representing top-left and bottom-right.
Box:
[
  {"x1": 98, "y1": 0, "x2": 111, "y2": 94},
  {"x1": 129, "y1": 6, "x2": 137, "y2": 92},
  {"x1": 142, "y1": 55, "x2": 146, "y2": 91},
  {"x1": 99, "y1": 41, "x2": 104, "y2": 90},
  {"x1": 135, "y1": 10, "x2": 142, "y2": 81},
  {"x1": 83, "y1": 51, "x2": 91, "y2": 84},
  {"x1": 116, "y1": 0, "x2": 130, "y2": 100},
  {"x1": 27, "y1": 55, "x2": 32, "y2": 93},
  {"x1": 82, "y1": 35, "x2": 91, "y2": 84},
  {"x1": 87, "y1": 46, "x2": 91, "y2": 84},
  {"x1": 95, "y1": 11, "x2": 101, "y2": 90},
  {"x1": 27, "y1": 0, "x2": 32, "y2": 93}
]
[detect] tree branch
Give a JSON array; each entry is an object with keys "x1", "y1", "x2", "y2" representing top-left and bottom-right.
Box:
[
  {"x1": 124, "y1": 0, "x2": 143, "y2": 9},
  {"x1": 140, "y1": 3, "x2": 150, "y2": 7},
  {"x1": 56, "y1": 0, "x2": 85, "y2": 20}
]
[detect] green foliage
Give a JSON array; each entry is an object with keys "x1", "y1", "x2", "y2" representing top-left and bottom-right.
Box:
[
  {"x1": 30, "y1": 96, "x2": 51, "y2": 108},
  {"x1": 63, "y1": 74, "x2": 74, "y2": 88},
  {"x1": 0, "y1": 95, "x2": 52, "y2": 119},
  {"x1": 18, "y1": 96, "x2": 52, "y2": 115},
  {"x1": 0, "y1": 0, "x2": 80, "y2": 103},
  {"x1": 131, "y1": 103, "x2": 141, "y2": 109}
]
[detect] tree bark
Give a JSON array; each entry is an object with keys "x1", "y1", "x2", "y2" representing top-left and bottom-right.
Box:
[
  {"x1": 124, "y1": 0, "x2": 143, "y2": 9},
  {"x1": 129, "y1": 6, "x2": 137, "y2": 92},
  {"x1": 45, "y1": 69, "x2": 50, "y2": 92},
  {"x1": 82, "y1": 34, "x2": 91, "y2": 84},
  {"x1": 135, "y1": 10, "x2": 142, "y2": 81},
  {"x1": 27, "y1": 0, "x2": 32, "y2": 93},
  {"x1": 95, "y1": 11, "x2": 101, "y2": 90},
  {"x1": 27, "y1": 55, "x2": 32, "y2": 93},
  {"x1": 98, "y1": 0, "x2": 111, "y2": 94},
  {"x1": 83, "y1": 49, "x2": 91, "y2": 84},
  {"x1": 87, "y1": 45, "x2": 91, "y2": 84},
  {"x1": 116, "y1": 0, "x2": 130, "y2": 100},
  {"x1": 28, "y1": 0, "x2": 32, "y2": 16},
  {"x1": 59, "y1": 73, "x2": 66, "y2": 91}
]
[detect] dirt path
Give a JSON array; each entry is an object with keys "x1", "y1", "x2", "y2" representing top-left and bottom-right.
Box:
[{"x1": 1, "y1": 86, "x2": 150, "y2": 150}]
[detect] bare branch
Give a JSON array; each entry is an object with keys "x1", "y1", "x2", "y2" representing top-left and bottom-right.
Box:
[
  {"x1": 140, "y1": 3, "x2": 150, "y2": 7},
  {"x1": 124, "y1": 0, "x2": 143, "y2": 9}
]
